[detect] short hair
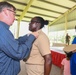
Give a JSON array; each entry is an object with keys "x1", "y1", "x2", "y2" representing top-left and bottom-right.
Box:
[
  {"x1": 0, "y1": 1, "x2": 16, "y2": 12},
  {"x1": 65, "y1": 51, "x2": 73, "y2": 60},
  {"x1": 35, "y1": 16, "x2": 49, "y2": 29}
]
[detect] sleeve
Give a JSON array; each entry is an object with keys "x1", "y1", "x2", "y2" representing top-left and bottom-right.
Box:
[
  {"x1": 72, "y1": 37, "x2": 76, "y2": 44},
  {"x1": 0, "y1": 27, "x2": 36, "y2": 60},
  {"x1": 37, "y1": 34, "x2": 51, "y2": 56},
  {"x1": 17, "y1": 35, "x2": 28, "y2": 44}
]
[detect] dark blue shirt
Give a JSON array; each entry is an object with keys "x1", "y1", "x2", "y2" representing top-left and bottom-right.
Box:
[
  {"x1": 72, "y1": 37, "x2": 76, "y2": 44},
  {"x1": 70, "y1": 53, "x2": 76, "y2": 75},
  {"x1": 0, "y1": 21, "x2": 36, "y2": 75},
  {"x1": 71, "y1": 37, "x2": 76, "y2": 75}
]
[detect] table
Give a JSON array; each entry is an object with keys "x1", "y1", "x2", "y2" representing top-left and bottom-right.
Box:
[{"x1": 51, "y1": 47, "x2": 66, "y2": 68}]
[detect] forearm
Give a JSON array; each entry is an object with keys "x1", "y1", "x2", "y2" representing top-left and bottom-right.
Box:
[
  {"x1": 60, "y1": 65, "x2": 64, "y2": 75},
  {"x1": 44, "y1": 54, "x2": 52, "y2": 75},
  {"x1": 44, "y1": 62, "x2": 52, "y2": 75},
  {"x1": 60, "y1": 70, "x2": 63, "y2": 75},
  {"x1": 1, "y1": 34, "x2": 36, "y2": 60}
]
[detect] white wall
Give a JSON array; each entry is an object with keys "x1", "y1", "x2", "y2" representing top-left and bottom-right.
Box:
[{"x1": 10, "y1": 21, "x2": 49, "y2": 37}]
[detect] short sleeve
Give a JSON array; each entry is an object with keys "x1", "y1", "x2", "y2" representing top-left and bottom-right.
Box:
[
  {"x1": 61, "y1": 58, "x2": 65, "y2": 65},
  {"x1": 37, "y1": 34, "x2": 51, "y2": 56}
]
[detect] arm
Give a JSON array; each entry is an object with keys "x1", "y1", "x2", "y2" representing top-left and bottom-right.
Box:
[
  {"x1": 0, "y1": 26, "x2": 37, "y2": 60},
  {"x1": 37, "y1": 32, "x2": 52, "y2": 75},
  {"x1": 60, "y1": 65, "x2": 64, "y2": 75},
  {"x1": 17, "y1": 35, "x2": 28, "y2": 44},
  {"x1": 44, "y1": 54, "x2": 52, "y2": 75},
  {"x1": 17, "y1": 31, "x2": 38, "y2": 44},
  {"x1": 0, "y1": 33, "x2": 35, "y2": 60}
]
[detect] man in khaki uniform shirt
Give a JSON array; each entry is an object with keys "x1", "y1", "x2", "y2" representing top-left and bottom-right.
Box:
[{"x1": 24, "y1": 16, "x2": 52, "y2": 75}]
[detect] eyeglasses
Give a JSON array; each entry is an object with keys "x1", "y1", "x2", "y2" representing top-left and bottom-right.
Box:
[{"x1": 7, "y1": 9, "x2": 16, "y2": 15}]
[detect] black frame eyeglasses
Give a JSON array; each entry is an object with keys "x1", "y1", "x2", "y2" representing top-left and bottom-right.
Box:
[{"x1": 7, "y1": 9, "x2": 16, "y2": 15}]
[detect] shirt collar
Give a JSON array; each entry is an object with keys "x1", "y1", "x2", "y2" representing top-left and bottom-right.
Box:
[
  {"x1": 37, "y1": 29, "x2": 42, "y2": 33},
  {"x1": 0, "y1": 21, "x2": 10, "y2": 29}
]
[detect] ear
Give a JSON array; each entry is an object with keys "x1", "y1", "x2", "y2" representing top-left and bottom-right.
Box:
[{"x1": 36, "y1": 23, "x2": 41, "y2": 30}]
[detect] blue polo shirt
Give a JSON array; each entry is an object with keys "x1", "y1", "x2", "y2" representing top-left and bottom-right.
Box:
[
  {"x1": 70, "y1": 53, "x2": 76, "y2": 75},
  {"x1": 72, "y1": 37, "x2": 76, "y2": 44},
  {"x1": 71, "y1": 37, "x2": 76, "y2": 75},
  {"x1": 0, "y1": 21, "x2": 36, "y2": 75}
]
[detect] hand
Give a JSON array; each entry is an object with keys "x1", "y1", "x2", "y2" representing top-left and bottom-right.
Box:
[{"x1": 31, "y1": 31, "x2": 39, "y2": 38}]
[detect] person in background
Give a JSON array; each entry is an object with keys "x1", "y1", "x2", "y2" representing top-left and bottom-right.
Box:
[
  {"x1": 23, "y1": 16, "x2": 52, "y2": 75},
  {"x1": 60, "y1": 51, "x2": 71, "y2": 75},
  {"x1": 63, "y1": 44, "x2": 76, "y2": 75},
  {"x1": 65, "y1": 33, "x2": 71, "y2": 45},
  {"x1": 0, "y1": 1, "x2": 38, "y2": 75}
]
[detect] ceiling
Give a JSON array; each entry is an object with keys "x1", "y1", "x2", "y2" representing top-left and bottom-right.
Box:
[{"x1": 1, "y1": 0, "x2": 76, "y2": 24}]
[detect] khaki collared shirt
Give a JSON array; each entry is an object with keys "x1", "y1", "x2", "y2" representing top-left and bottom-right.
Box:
[{"x1": 25, "y1": 30, "x2": 51, "y2": 65}]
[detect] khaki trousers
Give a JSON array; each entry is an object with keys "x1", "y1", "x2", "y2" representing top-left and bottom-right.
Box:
[{"x1": 25, "y1": 64, "x2": 44, "y2": 75}]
